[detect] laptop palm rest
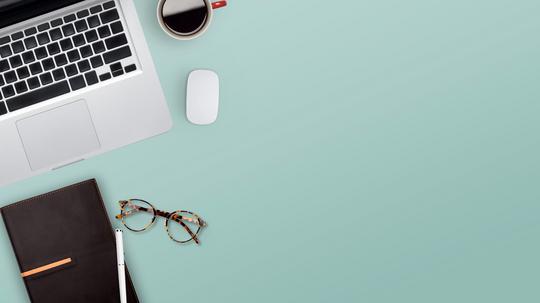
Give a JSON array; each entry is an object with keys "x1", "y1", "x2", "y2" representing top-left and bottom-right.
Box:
[{"x1": 16, "y1": 100, "x2": 101, "y2": 171}]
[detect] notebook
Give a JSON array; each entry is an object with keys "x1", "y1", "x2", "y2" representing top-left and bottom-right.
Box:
[{"x1": 1, "y1": 179, "x2": 139, "y2": 303}]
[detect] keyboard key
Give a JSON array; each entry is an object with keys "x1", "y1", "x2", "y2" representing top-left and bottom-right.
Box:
[
  {"x1": 42, "y1": 58, "x2": 55, "y2": 71},
  {"x1": 105, "y1": 34, "x2": 127, "y2": 50},
  {"x1": 11, "y1": 31, "x2": 23, "y2": 41},
  {"x1": 50, "y1": 28, "x2": 63, "y2": 41},
  {"x1": 52, "y1": 68, "x2": 66, "y2": 81},
  {"x1": 9, "y1": 55, "x2": 22, "y2": 68},
  {"x1": 112, "y1": 69, "x2": 124, "y2": 77},
  {"x1": 65, "y1": 64, "x2": 78, "y2": 76},
  {"x1": 48, "y1": 42, "x2": 61, "y2": 56},
  {"x1": 90, "y1": 55, "x2": 103, "y2": 68},
  {"x1": 64, "y1": 14, "x2": 76, "y2": 23},
  {"x1": 62, "y1": 24, "x2": 76, "y2": 36},
  {"x1": 54, "y1": 53, "x2": 68, "y2": 66},
  {"x1": 51, "y1": 18, "x2": 63, "y2": 27},
  {"x1": 0, "y1": 59, "x2": 9, "y2": 72},
  {"x1": 16, "y1": 66, "x2": 30, "y2": 79},
  {"x1": 80, "y1": 45, "x2": 93, "y2": 58},
  {"x1": 0, "y1": 74, "x2": 4, "y2": 86},
  {"x1": 77, "y1": 9, "x2": 90, "y2": 19},
  {"x1": 0, "y1": 45, "x2": 12, "y2": 58},
  {"x1": 97, "y1": 25, "x2": 111, "y2": 38},
  {"x1": 103, "y1": 45, "x2": 131, "y2": 64},
  {"x1": 77, "y1": 59, "x2": 91, "y2": 72},
  {"x1": 23, "y1": 36, "x2": 38, "y2": 49},
  {"x1": 14, "y1": 81, "x2": 28, "y2": 94},
  {"x1": 75, "y1": 19, "x2": 88, "y2": 33},
  {"x1": 103, "y1": 1, "x2": 116, "y2": 10},
  {"x1": 84, "y1": 71, "x2": 98, "y2": 85},
  {"x1": 110, "y1": 62, "x2": 122, "y2": 71},
  {"x1": 37, "y1": 32, "x2": 50, "y2": 45},
  {"x1": 88, "y1": 15, "x2": 100, "y2": 28},
  {"x1": 125, "y1": 64, "x2": 136, "y2": 73},
  {"x1": 67, "y1": 49, "x2": 80, "y2": 62},
  {"x1": 22, "y1": 51, "x2": 35, "y2": 64},
  {"x1": 60, "y1": 38, "x2": 73, "y2": 51},
  {"x1": 2, "y1": 85, "x2": 15, "y2": 98},
  {"x1": 11, "y1": 41, "x2": 24, "y2": 54},
  {"x1": 37, "y1": 23, "x2": 50, "y2": 32},
  {"x1": 100, "y1": 9, "x2": 119, "y2": 24},
  {"x1": 92, "y1": 41, "x2": 105, "y2": 53},
  {"x1": 99, "y1": 72, "x2": 111, "y2": 81},
  {"x1": 27, "y1": 76, "x2": 40, "y2": 89},
  {"x1": 40, "y1": 72, "x2": 53, "y2": 85},
  {"x1": 6, "y1": 81, "x2": 70, "y2": 112},
  {"x1": 85, "y1": 29, "x2": 98, "y2": 42},
  {"x1": 0, "y1": 36, "x2": 10, "y2": 45},
  {"x1": 0, "y1": 102, "x2": 6, "y2": 115},
  {"x1": 90, "y1": 5, "x2": 103, "y2": 14},
  {"x1": 24, "y1": 27, "x2": 37, "y2": 36},
  {"x1": 29, "y1": 62, "x2": 43, "y2": 75},
  {"x1": 69, "y1": 75, "x2": 86, "y2": 90},
  {"x1": 4, "y1": 71, "x2": 17, "y2": 83},
  {"x1": 72, "y1": 34, "x2": 86, "y2": 47},
  {"x1": 110, "y1": 21, "x2": 123, "y2": 34},
  {"x1": 35, "y1": 46, "x2": 48, "y2": 59}
]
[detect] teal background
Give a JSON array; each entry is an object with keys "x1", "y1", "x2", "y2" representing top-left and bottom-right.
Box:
[{"x1": 1, "y1": 0, "x2": 539, "y2": 301}]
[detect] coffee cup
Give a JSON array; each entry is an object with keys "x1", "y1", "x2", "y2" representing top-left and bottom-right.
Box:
[{"x1": 157, "y1": 0, "x2": 227, "y2": 40}]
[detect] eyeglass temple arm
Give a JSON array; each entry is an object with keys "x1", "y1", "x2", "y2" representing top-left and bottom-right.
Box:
[
  {"x1": 115, "y1": 204, "x2": 153, "y2": 219},
  {"x1": 155, "y1": 209, "x2": 206, "y2": 227},
  {"x1": 169, "y1": 214, "x2": 206, "y2": 244},
  {"x1": 117, "y1": 202, "x2": 205, "y2": 224},
  {"x1": 177, "y1": 219, "x2": 200, "y2": 244},
  {"x1": 117, "y1": 206, "x2": 205, "y2": 226}
]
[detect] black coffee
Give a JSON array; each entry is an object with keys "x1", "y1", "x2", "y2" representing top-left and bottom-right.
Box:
[{"x1": 161, "y1": 0, "x2": 208, "y2": 35}]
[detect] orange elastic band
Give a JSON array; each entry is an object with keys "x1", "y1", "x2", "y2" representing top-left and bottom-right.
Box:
[{"x1": 21, "y1": 258, "x2": 72, "y2": 278}]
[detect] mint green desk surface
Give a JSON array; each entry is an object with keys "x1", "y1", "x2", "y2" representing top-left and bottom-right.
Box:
[{"x1": 1, "y1": 1, "x2": 539, "y2": 302}]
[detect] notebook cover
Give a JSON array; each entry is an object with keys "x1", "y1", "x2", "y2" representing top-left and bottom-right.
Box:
[{"x1": 1, "y1": 179, "x2": 139, "y2": 303}]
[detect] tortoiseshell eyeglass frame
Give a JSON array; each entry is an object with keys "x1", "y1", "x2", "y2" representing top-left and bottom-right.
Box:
[{"x1": 115, "y1": 199, "x2": 207, "y2": 244}]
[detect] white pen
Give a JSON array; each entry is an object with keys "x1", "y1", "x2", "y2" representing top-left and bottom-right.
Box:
[{"x1": 115, "y1": 229, "x2": 127, "y2": 303}]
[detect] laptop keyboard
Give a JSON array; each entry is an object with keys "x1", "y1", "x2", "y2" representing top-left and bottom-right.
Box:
[{"x1": 0, "y1": 0, "x2": 137, "y2": 116}]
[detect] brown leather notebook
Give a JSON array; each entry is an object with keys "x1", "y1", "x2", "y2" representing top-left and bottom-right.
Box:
[{"x1": 1, "y1": 179, "x2": 139, "y2": 303}]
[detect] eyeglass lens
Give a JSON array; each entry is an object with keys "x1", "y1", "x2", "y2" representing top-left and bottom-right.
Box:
[
  {"x1": 167, "y1": 211, "x2": 201, "y2": 242},
  {"x1": 121, "y1": 199, "x2": 155, "y2": 231}
]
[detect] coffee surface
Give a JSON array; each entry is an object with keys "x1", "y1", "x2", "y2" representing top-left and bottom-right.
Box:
[{"x1": 162, "y1": 0, "x2": 208, "y2": 35}]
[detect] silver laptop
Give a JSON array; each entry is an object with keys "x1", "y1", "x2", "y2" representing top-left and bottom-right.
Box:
[{"x1": 0, "y1": 0, "x2": 172, "y2": 187}]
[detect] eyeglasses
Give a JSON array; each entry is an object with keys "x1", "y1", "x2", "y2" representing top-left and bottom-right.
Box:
[{"x1": 115, "y1": 199, "x2": 207, "y2": 244}]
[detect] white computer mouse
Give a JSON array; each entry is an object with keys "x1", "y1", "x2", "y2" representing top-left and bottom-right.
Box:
[{"x1": 186, "y1": 70, "x2": 220, "y2": 125}]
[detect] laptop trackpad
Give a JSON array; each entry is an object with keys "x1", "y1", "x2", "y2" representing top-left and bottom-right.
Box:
[{"x1": 16, "y1": 100, "x2": 101, "y2": 171}]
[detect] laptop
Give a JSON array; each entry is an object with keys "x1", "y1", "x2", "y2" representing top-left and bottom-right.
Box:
[{"x1": 0, "y1": 0, "x2": 172, "y2": 187}]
